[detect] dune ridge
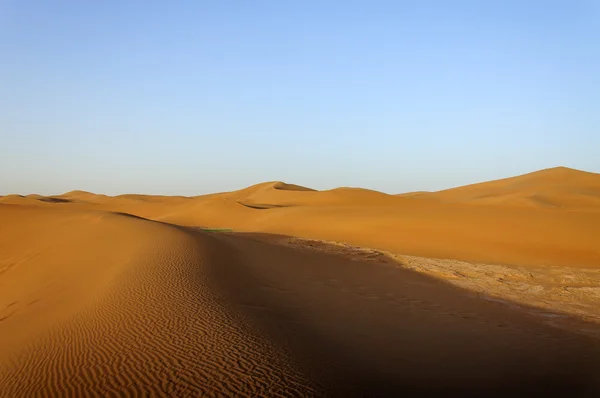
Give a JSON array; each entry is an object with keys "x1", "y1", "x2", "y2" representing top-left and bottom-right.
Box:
[
  {"x1": 2, "y1": 167, "x2": 600, "y2": 396},
  {"x1": 0, "y1": 206, "x2": 316, "y2": 397},
  {"x1": 3, "y1": 206, "x2": 599, "y2": 396},
  {"x1": 137, "y1": 171, "x2": 600, "y2": 268},
  {"x1": 413, "y1": 167, "x2": 600, "y2": 209},
  {"x1": 7, "y1": 167, "x2": 598, "y2": 268}
]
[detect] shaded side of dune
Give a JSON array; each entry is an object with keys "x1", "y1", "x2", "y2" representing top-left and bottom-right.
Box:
[{"x1": 200, "y1": 231, "x2": 600, "y2": 397}]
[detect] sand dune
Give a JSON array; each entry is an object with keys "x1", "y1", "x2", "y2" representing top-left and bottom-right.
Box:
[
  {"x1": 272, "y1": 182, "x2": 316, "y2": 191},
  {"x1": 0, "y1": 205, "x2": 315, "y2": 396},
  {"x1": 2, "y1": 205, "x2": 599, "y2": 396},
  {"x1": 0, "y1": 195, "x2": 35, "y2": 205},
  {"x1": 134, "y1": 171, "x2": 600, "y2": 268},
  {"x1": 7, "y1": 167, "x2": 599, "y2": 268},
  {"x1": 24, "y1": 167, "x2": 596, "y2": 268},
  {"x1": 2, "y1": 167, "x2": 600, "y2": 396},
  {"x1": 413, "y1": 167, "x2": 600, "y2": 209}
]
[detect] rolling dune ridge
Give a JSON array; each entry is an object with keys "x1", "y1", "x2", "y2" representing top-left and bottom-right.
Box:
[
  {"x1": 124, "y1": 168, "x2": 600, "y2": 268},
  {"x1": 0, "y1": 206, "x2": 316, "y2": 397},
  {"x1": 1, "y1": 167, "x2": 600, "y2": 396}
]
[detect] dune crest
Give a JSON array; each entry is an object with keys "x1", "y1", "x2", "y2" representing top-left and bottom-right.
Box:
[
  {"x1": 0, "y1": 205, "x2": 316, "y2": 396},
  {"x1": 59, "y1": 190, "x2": 98, "y2": 199},
  {"x1": 139, "y1": 169, "x2": 600, "y2": 268},
  {"x1": 6, "y1": 167, "x2": 597, "y2": 268},
  {"x1": 231, "y1": 182, "x2": 397, "y2": 209},
  {"x1": 411, "y1": 166, "x2": 600, "y2": 209},
  {"x1": 272, "y1": 182, "x2": 315, "y2": 191},
  {"x1": 2, "y1": 167, "x2": 600, "y2": 395},
  {"x1": 30, "y1": 168, "x2": 592, "y2": 268}
]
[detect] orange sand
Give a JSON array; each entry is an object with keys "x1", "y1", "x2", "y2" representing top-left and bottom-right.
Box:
[{"x1": 1, "y1": 166, "x2": 600, "y2": 396}]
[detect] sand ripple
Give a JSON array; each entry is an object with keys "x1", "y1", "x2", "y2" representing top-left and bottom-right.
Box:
[{"x1": 0, "y1": 221, "x2": 316, "y2": 397}]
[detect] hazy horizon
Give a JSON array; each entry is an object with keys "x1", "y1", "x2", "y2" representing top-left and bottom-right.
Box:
[{"x1": 2, "y1": 1, "x2": 599, "y2": 196}]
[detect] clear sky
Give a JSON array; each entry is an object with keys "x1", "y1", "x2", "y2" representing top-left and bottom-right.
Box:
[{"x1": 1, "y1": 1, "x2": 599, "y2": 195}]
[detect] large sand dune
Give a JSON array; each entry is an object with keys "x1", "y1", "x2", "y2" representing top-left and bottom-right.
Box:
[
  {"x1": 0, "y1": 205, "x2": 315, "y2": 396},
  {"x1": 107, "y1": 168, "x2": 599, "y2": 269},
  {"x1": 413, "y1": 166, "x2": 600, "y2": 209},
  {"x1": 1, "y1": 167, "x2": 600, "y2": 396}
]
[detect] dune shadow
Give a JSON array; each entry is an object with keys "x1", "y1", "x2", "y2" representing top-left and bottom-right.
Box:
[
  {"x1": 106, "y1": 211, "x2": 155, "y2": 221},
  {"x1": 196, "y1": 230, "x2": 600, "y2": 398},
  {"x1": 37, "y1": 197, "x2": 73, "y2": 203},
  {"x1": 237, "y1": 201, "x2": 292, "y2": 210},
  {"x1": 272, "y1": 182, "x2": 316, "y2": 192}
]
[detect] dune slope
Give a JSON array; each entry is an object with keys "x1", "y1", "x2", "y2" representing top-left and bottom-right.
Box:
[
  {"x1": 43, "y1": 170, "x2": 597, "y2": 269},
  {"x1": 418, "y1": 167, "x2": 600, "y2": 209},
  {"x1": 16, "y1": 167, "x2": 598, "y2": 269},
  {"x1": 1, "y1": 200, "x2": 600, "y2": 396},
  {"x1": 0, "y1": 205, "x2": 316, "y2": 397},
  {"x1": 190, "y1": 231, "x2": 600, "y2": 396},
  {"x1": 152, "y1": 194, "x2": 600, "y2": 268}
]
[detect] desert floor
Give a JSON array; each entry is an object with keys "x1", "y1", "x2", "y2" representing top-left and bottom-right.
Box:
[{"x1": 1, "y1": 167, "x2": 600, "y2": 397}]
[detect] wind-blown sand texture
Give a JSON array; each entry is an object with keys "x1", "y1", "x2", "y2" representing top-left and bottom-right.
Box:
[{"x1": 1, "y1": 167, "x2": 600, "y2": 396}]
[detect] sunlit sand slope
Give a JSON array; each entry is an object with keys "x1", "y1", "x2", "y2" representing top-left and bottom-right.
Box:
[
  {"x1": 6, "y1": 167, "x2": 597, "y2": 268},
  {"x1": 416, "y1": 167, "x2": 600, "y2": 209},
  {"x1": 0, "y1": 205, "x2": 316, "y2": 397},
  {"x1": 153, "y1": 179, "x2": 600, "y2": 268}
]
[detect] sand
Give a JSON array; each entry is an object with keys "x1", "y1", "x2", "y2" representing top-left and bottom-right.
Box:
[
  {"x1": 0, "y1": 205, "x2": 314, "y2": 396},
  {"x1": 1, "y1": 166, "x2": 600, "y2": 396}
]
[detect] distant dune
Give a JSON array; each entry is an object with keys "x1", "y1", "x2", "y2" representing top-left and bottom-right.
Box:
[
  {"x1": 2, "y1": 167, "x2": 600, "y2": 395},
  {"x1": 410, "y1": 167, "x2": 600, "y2": 209},
  {"x1": 142, "y1": 168, "x2": 600, "y2": 268},
  {"x1": 232, "y1": 182, "x2": 399, "y2": 209},
  {"x1": 4, "y1": 167, "x2": 599, "y2": 268},
  {"x1": 272, "y1": 182, "x2": 316, "y2": 191}
]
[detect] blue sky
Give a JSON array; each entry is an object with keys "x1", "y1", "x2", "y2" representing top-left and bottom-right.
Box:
[{"x1": 1, "y1": 0, "x2": 598, "y2": 195}]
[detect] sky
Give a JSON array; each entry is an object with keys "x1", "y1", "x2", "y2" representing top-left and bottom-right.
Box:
[{"x1": 1, "y1": 0, "x2": 599, "y2": 195}]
